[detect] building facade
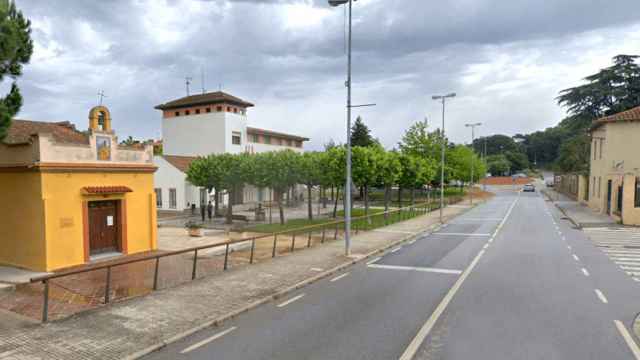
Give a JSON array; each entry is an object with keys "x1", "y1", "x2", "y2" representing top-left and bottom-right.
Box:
[
  {"x1": 153, "y1": 91, "x2": 308, "y2": 212},
  {"x1": 0, "y1": 106, "x2": 157, "y2": 271},
  {"x1": 585, "y1": 106, "x2": 640, "y2": 225}
]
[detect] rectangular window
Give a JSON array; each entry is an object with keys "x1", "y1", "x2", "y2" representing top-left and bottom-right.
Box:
[
  {"x1": 227, "y1": 106, "x2": 231, "y2": 112},
  {"x1": 185, "y1": 110, "x2": 190, "y2": 115},
  {"x1": 598, "y1": 177, "x2": 601, "y2": 198},
  {"x1": 592, "y1": 177, "x2": 596, "y2": 196},
  {"x1": 233, "y1": 108, "x2": 238, "y2": 113},
  {"x1": 287, "y1": 139, "x2": 292, "y2": 147},
  {"x1": 217, "y1": 106, "x2": 223, "y2": 112},
  {"x1": 232, "y1": 131, "x2": 241, "y2": 145},
  {"x1": 174, "y1": 111, "x2": 180, "y2": 117},
  {"x1": 264, "y1": 135, "x2": 271, "y2": 144},
  {"x1": 169, "y1": 188, "x2": 177, "y2": 209},
  {"x1": 593, "y1": 140, "x2": 597, "y2": 160},
  {"x1": 599, "y1": 139, "x2": 603, "y2": 159},
  {"x1": 155, "y1": 188, "x2": 162, "y2": 208},
  {"x1": 635, "y1": 177, "x2": 640, "y2": 208},
  {"x1": 195, "y1": 109, "x2": 200, "y2": 114},
  {"x1": 250, "y1": 134, "x2": 259, "y2": 143},
  {"x1": 206, "y1": 107, "x2": 211, "y2": 113}
]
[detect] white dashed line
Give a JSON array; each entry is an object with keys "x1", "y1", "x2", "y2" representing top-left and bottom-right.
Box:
[
  {"x1": 594, "y1": 289, "x2": 608, "y2": 304},
  {"x1": 277, "y1": 294, "x2": 305, "y2": 308},
  {"x1": 615, "y1": 320, "x2": 640, "y2": 359},
  {"x1": 567, "y1": 245, "x2": 572, "y2": 250},
  {"x1": 310, "y1": 267, "x2": 324, "y2": 272},
  {"x1": 433, "y1": 233, "x2": 492, "y2": 237},
  {"x1": 180, "y1": 327, "x2": 237, "y2": 354},
  {"x1": 573, "y1": 254, "x2": 580, "y2": 261},
  {"x1": 390, "y1": 247, "x2": 402, "y2": 253},
  {"x1": 368, "y1": 264, "x2": 462, "y2": 275},
  {"x1": 330, "y1": 273, "x2": 350, "y2": 282},
  {"x1": 581, "y1": 268, "x2": 590, "y2": 276}
]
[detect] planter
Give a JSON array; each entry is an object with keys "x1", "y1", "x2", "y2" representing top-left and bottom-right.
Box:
[{"x1": 187, "y1": 228, "x2": 204, "y2": 237}]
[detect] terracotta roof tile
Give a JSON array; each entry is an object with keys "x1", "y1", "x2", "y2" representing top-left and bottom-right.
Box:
[
  {"x1": 162, "y1": 155, "x2": 199, "y2": 173},
  {"x1": 83, "y1": 186, "x2": 133, "y2": 194},
  {"x1": 591, "y1": 106, "x2": 640, "y2": 131},
  {"x1": 3, "y1": 119, "x2": 89, "y2": 145},
  {"x1": 155, "y1": 91, "x2": 254, "y2": 110},
  {"x1": 246, "y1": 127, "x2": 309, "y2": 142}
]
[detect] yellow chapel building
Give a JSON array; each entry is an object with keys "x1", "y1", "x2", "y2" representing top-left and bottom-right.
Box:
[{"x1": 0, "y1": 106, "x2": 157, "y2": 272}]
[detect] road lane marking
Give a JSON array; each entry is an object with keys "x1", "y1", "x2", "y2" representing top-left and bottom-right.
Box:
[
  {"x1": 482, "y1": 244, "x2": 489, "y2": 250},
  {"x1": 573, "y1": 254, "x2": 580, "y2": 261},
  {"x1": 582, "y1": 268, "x2": 590, "y2": 276},
  {"x1": 330, "y1": 273, "x2": 350, "y2": 282},
  {"x1": 277, "y1": 294, "x2": 305, "y2": 307},
  {"x1": 432, "y1": 233, "x2": 491, "y2": 237},
  {"x1": 366, "y1": 257, "x2": 381, "y2": 265},
  {"x1": 398, "y1": 195, "x2": 519, "y2": 360},
  {"x1": 407, "y1": 239, "x2": 416, "y2": 245},
  {"x1": 568, "y1": 245, "x2": 572, "y2": 250},
  {"x1": 390, "y1": 247, "x2": 402, "y2": 253},
  {"x1": 615, "y1": 320, "x2": 640, "y2": 359},
  {"x1": 595, "y1": 289, "x2": 608, "y2": 304},
  {"x1": 180, "y1": 327, "x2": 237, "y2": 354},
  {"x1": 310, "y1": 267, "x2": 324, "y2": 272},
  {"x1": 368, "y1": 264, "x2": 462, "y2": 275}
]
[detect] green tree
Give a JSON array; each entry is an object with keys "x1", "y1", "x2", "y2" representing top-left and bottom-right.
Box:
[
  {"x1": 0, "y1": 0, "x2": 33, "y2": 141},
  {"x1": 324, "y1": 146, "x2": 346, "y2": 217},
  {"x1": 486, "y1": 154, "x2": 511, "y2": 176},
  {"x1": 398, "y1": 153, "x2": 434, "y2": 205},
  {"x1": 555, "y1": 134, "x2": 591, "y2": 174},
  {"x1": 504, "y1": 150, "x2": 529, "y2": 172},
  {"x1": 186, "y1": 155, "x2": 225, "y2": 218},
  {"x1": 352, "y1": 146, "x2": 384, "y2": 217},
  {"x1": 377, "y1": 150, "x2": 402, "y2": 214},
  {"x1": 298, "y1": 151, "x2": 323, "y2": 220},
  {"x1": 350, "y1": 116, "x2": 376, "y2": 147},
  {"x1": 398, "y1": 120, "x2": 440, "y2": 162},
  {"x1": 259, "y1": 150, "x2": 300, "y2": 225}
]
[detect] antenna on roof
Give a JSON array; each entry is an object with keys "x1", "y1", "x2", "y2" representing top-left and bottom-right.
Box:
[
  {"x1": 218, "y1": 83, "x2": 222, "y2": 91},
  {"x1": 200, "y1": 68, "x2": 206, "y2": 94},
  {"x1": 185, "y1": 77, "x2": 193, "y2": 96},
  {"x1": 97, "y1": 90, "x2": 107, "y2": 105}
]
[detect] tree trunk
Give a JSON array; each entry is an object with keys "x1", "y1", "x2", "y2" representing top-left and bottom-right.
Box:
[
  {"x1": 331, "y1": 186, "x2": 334, "y2": 201},
  {"x1": 214, "y1": 190, "x2": 221, "y2": 217},
  {"x1": 397, "y1": 187, "x2": 402, "y2": 207},
  {"x1": 410, "y1": 188, "x2": 415, "y2": 206},
  {"x1": 384, "y1": 186, "x2": 390, "y2": 219},
  {"x1": 226, "y1": 187, "x2": 233, "y2": 224},
  {"x1": 307, "y1": 185, "x2": 313, "y2": 220},
  {"x1": 359, "y1": 186, "x2": 364, "y2": 200},
  {"x1": 333, "y1": 186, "x2": 340, "y2": 218},
  {"x1": 286, "y1": 187, "x2": 291, "y2": 207},
  {"x1": 278, "y1": 190, "x2": 285, "y2": 225},
  {"x1": 364, "y1": 184, "x2": 371, "y2": 224},
  {"x1": 322, "y1": 186, "x2": 327, "y2": 208}
]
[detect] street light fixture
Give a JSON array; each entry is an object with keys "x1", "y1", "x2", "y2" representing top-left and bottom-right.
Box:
[
  {"x1": 465, "y1": 122, "x2": 482, "y2": 204},
  {"x1": 432, "y1": 92, "x2": 456, "y2": 223}
]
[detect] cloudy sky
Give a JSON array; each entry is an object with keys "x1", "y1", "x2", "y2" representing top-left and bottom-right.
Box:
[{"x1": 10, "y1": 0, "x2": 640, "y2": 150}]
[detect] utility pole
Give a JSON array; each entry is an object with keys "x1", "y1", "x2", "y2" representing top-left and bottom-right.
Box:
[
  {"x1": 432, "y1": 93, "x2": 456, "y2": 223},
  {"x1": 465, "y1": 122, "x2": 482, "y2": 204},
  {"x1": 185, "y1": 77, "x2": 193, "y2": 96}
]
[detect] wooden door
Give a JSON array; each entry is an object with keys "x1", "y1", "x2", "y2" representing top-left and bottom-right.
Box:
[{"x1": 89, "y1": 200, "x2": 119, "y2": 254}]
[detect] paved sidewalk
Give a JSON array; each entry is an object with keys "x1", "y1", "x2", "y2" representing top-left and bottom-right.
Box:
[
  {"x1": 542, "y1": 188, "x2": 617, "y2": 228},
  {"x1": 0, "y1": 202, "x2": 481, "y2": 360}
]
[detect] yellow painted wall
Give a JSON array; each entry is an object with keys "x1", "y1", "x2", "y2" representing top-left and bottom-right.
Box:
[
  {"x1": 41, "y1": 171, "x2": 156, "y2": 271},
  {"x1": 0, "y1": 171, "x2": 47, "y2": 271}
]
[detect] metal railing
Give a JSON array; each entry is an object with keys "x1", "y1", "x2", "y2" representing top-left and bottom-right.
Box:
[{"x1": 31, "y1": 196, "x2": 462, "y2": 322}]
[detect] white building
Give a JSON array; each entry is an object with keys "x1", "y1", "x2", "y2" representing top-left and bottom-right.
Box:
[{"x1": 153, "y1": 91, "x2": 308, "y2": 213}]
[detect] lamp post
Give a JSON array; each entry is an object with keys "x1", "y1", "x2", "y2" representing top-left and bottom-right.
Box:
[
  {"x1": 329, "y1": 0, "x2": 354, "y2": 256},
  {"x1": 465, "y1": 122, "x2": 482, "y2": 204},
  {"x1": 432, "y1": 93, "x2": 456, "y2": 223}
]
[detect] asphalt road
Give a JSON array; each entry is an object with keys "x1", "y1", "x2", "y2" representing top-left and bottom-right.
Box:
[{"x1": 144, "y1": 188, "x2": 640, "y2": 360}]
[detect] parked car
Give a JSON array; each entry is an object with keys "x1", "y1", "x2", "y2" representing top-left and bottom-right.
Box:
[
  {"x1": 523, "y1": 184, "x2": 536, "y2": 192},
  {"x1": 545, "y1": 180, "x2": 554, "y2": 187}
]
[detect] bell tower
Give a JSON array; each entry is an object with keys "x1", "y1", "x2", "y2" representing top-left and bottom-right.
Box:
[{"x1": 88, "y1": 106, "x2": 112, "y2": 133}]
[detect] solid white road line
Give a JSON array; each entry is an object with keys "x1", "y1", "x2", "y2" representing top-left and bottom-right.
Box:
[
  {"x1": 398, "y1": 195, "x2": 519, "y2": 360},
  {"x1": 277, "y1": 294, "x2": 305, "y2": 308},
  {"x1": 390, "y1": 247, "x2": 402, "y2": 253},
  {"x1": 573, "y1": 254, "x2": 580, "y2": 261},
  {"x1": 373, "y1": 229, "x2": 418, "y2": 235},
  {"x1": 582, "y1": 268, "x2": 590, "y2": 276},
  {"x1": 615, "y1": 320, "x2": 640, "y2": 359},
  {"x1": 482, "y1": 244, "x2": 489, "y2": 250},
  {"x1": 407, "y1": 239, "x2": 416, "y2": 245},
  {"x1": 568, "y1": 245, "x2": 572, "y2": 250},
  {"x1": 180, "y1": 327, "x2": 237, "y2": 354},
  {"x1": 310, "y1": 267, "x2": 324, "y2": 272},
  {"x1": 367, "y1": 264, "x2": 462, "y2": 275},
  {"x1": 366, "y1": 257, "x2": 382, "y2": 265},
  {"x1": 433, "y1": 233, "x2": 492, "y2": 237},
  {"x1": 330, "y1": 273, "x2": 349, "y2": 282},
  {"x1": 595, "y1": 289, "x2": 608, "y2": 304}
]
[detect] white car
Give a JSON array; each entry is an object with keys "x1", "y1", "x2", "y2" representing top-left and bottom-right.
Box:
[{"x1": 523, "y1": 184, "x2": 535, "y2": 192}]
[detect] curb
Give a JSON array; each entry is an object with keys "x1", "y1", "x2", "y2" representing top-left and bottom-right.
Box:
[
  {"x1": 541, "y1": 190, "x2": 581, "y2": 229},
  {"x1": 124, "y1": 201, "x2": 484, "y2": 360}
]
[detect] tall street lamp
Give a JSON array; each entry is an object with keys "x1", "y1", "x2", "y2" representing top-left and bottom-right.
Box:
[
  {"x1": 465, "y1": 122, "x2": 482, "y2": 204},
  {"x1": 432, "y1": 93, "x2": 456, "y2": 223},
  {"x1": 329, "y1": 0, "x2": 354, "y2": 256}
]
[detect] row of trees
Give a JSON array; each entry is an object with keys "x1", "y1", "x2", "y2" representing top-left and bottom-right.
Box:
[{"x1": 187, "y1": 120, "x2": 486, "y2": 225}]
